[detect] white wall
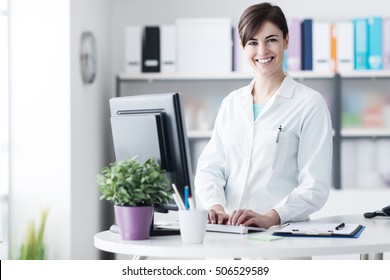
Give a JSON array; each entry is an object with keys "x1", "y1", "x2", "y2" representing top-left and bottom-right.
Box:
[
  {"x1": 9, "y1": 0, "x2": 71, "y2": 259},
  {"x1": 9, "y1": 0, "x2": 113, "y2": 259},
  {"x1": 70, "y1": 0, "x2": 112, "y2": 259}
]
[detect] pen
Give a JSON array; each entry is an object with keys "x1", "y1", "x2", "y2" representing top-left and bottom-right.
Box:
[
  {"x1": 171, "y1": 184, "x2": 185, "y2": 210},
  {"x1": 335, "y1": 222, "x2": 345, "y2": 230},
  {"x1": 172, "y1": 193, "x2": 184, "y2": 210},
  {"x1": 184, "y1": 186, "x2": 189, "y2": 210},
  {"x1": 276, "y1": 125, "x2": 282, "y2": 143},
  {"x1": 291, "y1": 229, "x2": 333, "y2": 235}
]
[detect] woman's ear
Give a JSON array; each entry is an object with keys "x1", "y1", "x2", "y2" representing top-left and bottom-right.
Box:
[{"x1": 284, "y1": 34, "x2": 289, "y2": 50}]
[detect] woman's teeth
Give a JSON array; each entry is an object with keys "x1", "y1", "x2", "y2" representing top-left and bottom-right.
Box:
[{"x1": 256, "y1": 57, "x2": 272, "y2": 63}]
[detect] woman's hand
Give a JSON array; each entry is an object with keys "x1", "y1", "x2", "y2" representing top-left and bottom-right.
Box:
[
  {"x1": 208, "y1": 205, "x2": 230, "y2": 224},
  {"x1": 228, "y1": 209, "x2": 281, "y2": 228}
]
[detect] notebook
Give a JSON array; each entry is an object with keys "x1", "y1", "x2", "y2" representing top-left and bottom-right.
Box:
[
  {"x1": 273, "y1": 222, "x2": 363, "y2": 237},
  {"x1": 206, "y1": 223, "x2": 266, "y2": 234}
]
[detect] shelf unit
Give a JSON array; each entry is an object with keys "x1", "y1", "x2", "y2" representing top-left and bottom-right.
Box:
[
  {"x1": 116, "y1": 70, "x2": 390, "y2": 190},
  {"x1": 339, "y1": 71, "x2": 390, "y2": 139},
  {"x1": 342, "y1": 128, "x2": 390, "y2": 138}
]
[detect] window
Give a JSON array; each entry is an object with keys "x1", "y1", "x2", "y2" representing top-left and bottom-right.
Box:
[{"x1": 0, "y1": 0, "x2": 9, "y2": 260}]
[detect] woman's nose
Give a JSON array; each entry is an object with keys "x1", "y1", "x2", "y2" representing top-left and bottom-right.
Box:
[{"x1": 256, "y1": 43, "x2": 268, "y2": 55}]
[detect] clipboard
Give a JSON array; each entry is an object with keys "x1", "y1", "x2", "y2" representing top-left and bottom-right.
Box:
[{"x1": 273, "y1": 222, "x2": 364, "y2": 238}]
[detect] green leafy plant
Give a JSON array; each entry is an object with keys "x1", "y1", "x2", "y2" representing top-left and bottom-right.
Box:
[
  {"x1": 18, "y1": 208, "x2": 49, "y2": 260},
  {"x1": 97, "y1": 157, "x2": 172, "y2": 206}
]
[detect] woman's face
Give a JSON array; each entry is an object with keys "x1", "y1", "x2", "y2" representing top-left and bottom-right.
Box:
[{"x1": 243, "y1": 21, "x2": 288, "y2": 77}]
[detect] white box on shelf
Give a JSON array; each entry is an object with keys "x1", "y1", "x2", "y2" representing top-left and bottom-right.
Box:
[
  {"x1": 335, "y1": 22, "x2": 354, "y2": 72},
  {"x1": 176, "y1": 18, "x2": 232, "y2": 74},
  {"x1": 313, "y1": 21, "x2": 332, "y2": 72},
  {"x1": 160, "y1": 25, "x2": 176, "y2": 73},
  {"x1": 124, "y1": 25, "x2": 142, "y2": 73}
]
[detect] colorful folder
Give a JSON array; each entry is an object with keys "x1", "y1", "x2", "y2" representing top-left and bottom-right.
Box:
[
  {"x1": 368, "y1": 17, "x2": 383, "y2": 70},
  {"x1": 353, "y1": 18, "x2": 369, "y2": 70},
  {"x1": 301, "y1": 19, "x2": 313, "y2": 70}
]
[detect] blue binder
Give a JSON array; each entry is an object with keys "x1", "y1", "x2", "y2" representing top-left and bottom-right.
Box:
[
  {"x1": 301, "y1": 19, "x2": 313, "y2": 70},
  {"x1": 353, "y1": 18, "x2": 369, "y2": 70},
  {"x1": 368, "y1": 17, "x2": 383, "y2": 70}
]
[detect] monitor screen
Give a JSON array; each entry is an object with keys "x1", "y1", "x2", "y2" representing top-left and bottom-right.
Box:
[{"x1": 109, "y1": 92, "x2": 193, "y2": 211}]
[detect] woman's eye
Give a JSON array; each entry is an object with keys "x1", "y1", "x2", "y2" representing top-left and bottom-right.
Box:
[
  {"x1": 248, "y1": 41, "x2": 257, "y2": 46},
  {"x1": 267, "y1": 38, "x2": 277, "y2": 43}
]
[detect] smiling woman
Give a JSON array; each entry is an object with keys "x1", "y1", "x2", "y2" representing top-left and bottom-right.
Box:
[{"x1": 195, "y1": 2, "x2": 333, "y2": 231}]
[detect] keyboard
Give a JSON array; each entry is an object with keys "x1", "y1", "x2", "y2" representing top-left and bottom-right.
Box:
[
  {"x1": 206, "y1": 223, "x2": 266, "y2": 234},
  {"x1": 110, "y1": 223, "x2": 266, "y2": 235}
]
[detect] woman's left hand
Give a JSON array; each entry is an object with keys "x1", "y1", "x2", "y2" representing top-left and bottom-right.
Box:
[{"x1": 228, "y1": 209, "x2": 280, "y2": 229}]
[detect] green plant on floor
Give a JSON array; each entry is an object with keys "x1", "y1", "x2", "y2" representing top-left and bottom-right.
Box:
[
  {"x1": 97, "y1": 156, "x2": 173, "y2": 206},
  {"x1": 18, "y1": 208, "x2": 49, "y2": 260}
]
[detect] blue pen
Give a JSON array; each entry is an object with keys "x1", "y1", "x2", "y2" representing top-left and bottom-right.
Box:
[{"x1": 184, "y1": 186, "x2": 189, "y2": 210}]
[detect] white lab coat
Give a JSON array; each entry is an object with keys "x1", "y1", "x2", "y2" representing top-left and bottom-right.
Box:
[{"x1": 194, "y1": 73, "x2": 333, "y2": 224}]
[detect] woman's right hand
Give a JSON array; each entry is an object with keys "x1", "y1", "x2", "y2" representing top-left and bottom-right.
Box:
[{"x1": 208, "y1": 205, "x2": 230, "y2": 224}]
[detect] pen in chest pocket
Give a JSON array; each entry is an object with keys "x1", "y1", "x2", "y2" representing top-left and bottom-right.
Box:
[{"x1": 276, "y1": 125, "x2": 282, "y2": 143}]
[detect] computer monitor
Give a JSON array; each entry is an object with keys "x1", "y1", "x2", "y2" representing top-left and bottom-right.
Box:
[{"x1": 109, "y1": 92, "x2": 194, "y2": 212}]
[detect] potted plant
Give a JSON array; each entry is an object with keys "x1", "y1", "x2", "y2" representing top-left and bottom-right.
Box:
[{"x1": 97, "y1": 156, "x2": 172, "y2": 240}]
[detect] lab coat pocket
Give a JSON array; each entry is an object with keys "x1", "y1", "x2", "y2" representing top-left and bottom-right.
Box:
[
  {"x1": 273, "y1": 132, "x2": 292, "y2": 171},
  {"x1": 254, "y1": 130, "x2": 290, "y2": 171}
]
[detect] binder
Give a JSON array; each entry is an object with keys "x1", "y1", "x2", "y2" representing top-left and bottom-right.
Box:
[
  {"x1": 353, "y1": 18, "x2": 369, "y2": 70},
  {"x1": 273, "y1": 222, "x2": 364, "y2": 238},
  {"x1": 301, "y1": 19, "x2": 313, "y2": 70},
  {"x1": 160, "y1": 25, "x2": 176, "y2": 73},
  {"x1": 384, "y1": 18, "x2": 390, "y2": 69},
  {"x1": 124, "y1": 26, "x2": 142, "y2": 73},
  {"x1": 176, "y1": 18, "x2": 232, "y2": 74},
  {"x1": 286, "y1": 18, "x2": 302, "y2": 71},
  {"x1": 232, "y1": 27, "x2": 252, "y2": 73},
  {"x1": 142, "y1": 26, "x2": 160, "y2": 72},
  {"x1": 313, "y1": 21, "x2": 332, "y2": 72},
  {"x1": 335, "y1": 22, "x2": 354, "y2": 72},
  {"x1": 368, "y1": 17, "x2": 383, "y2": 70}
]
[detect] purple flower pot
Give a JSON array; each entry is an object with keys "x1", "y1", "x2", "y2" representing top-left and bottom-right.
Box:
[{"x1": 114, "y1": 205, "x2": 154, "y2": 240}]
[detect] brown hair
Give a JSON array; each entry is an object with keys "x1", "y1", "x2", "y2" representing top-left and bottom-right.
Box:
[{"x1": 238, "y1": 2, "x2": 288, "y2": 47}]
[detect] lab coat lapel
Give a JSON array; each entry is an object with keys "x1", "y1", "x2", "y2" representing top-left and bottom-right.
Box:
[
  {"x1": 254, "y1": 74, "x2": 296, "y2": 121},
  {"x1": 238, "y1": 81, "x2": 255, "y2": 124},
  {"x1": 238, "y1": 75, "x2": 296, "y2": 123}
]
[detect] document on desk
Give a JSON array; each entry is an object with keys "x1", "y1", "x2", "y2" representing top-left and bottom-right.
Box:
[{"x1": 273, "y1": 222, "x2": 363, "y2": 238}]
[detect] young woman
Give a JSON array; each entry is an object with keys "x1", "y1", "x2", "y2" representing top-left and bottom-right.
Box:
[{"x1": 195, "y1": 2, "x2": 333, "y2": 228}]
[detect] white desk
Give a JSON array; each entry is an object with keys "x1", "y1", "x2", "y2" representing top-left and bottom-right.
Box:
[{"x1": 94, "y1": 215, "x2": 390, "y2": 259}]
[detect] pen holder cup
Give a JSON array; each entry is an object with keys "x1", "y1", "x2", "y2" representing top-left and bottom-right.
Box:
[{"x1": 178, "y1": 210, "x2": 208, "y2": 244}]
